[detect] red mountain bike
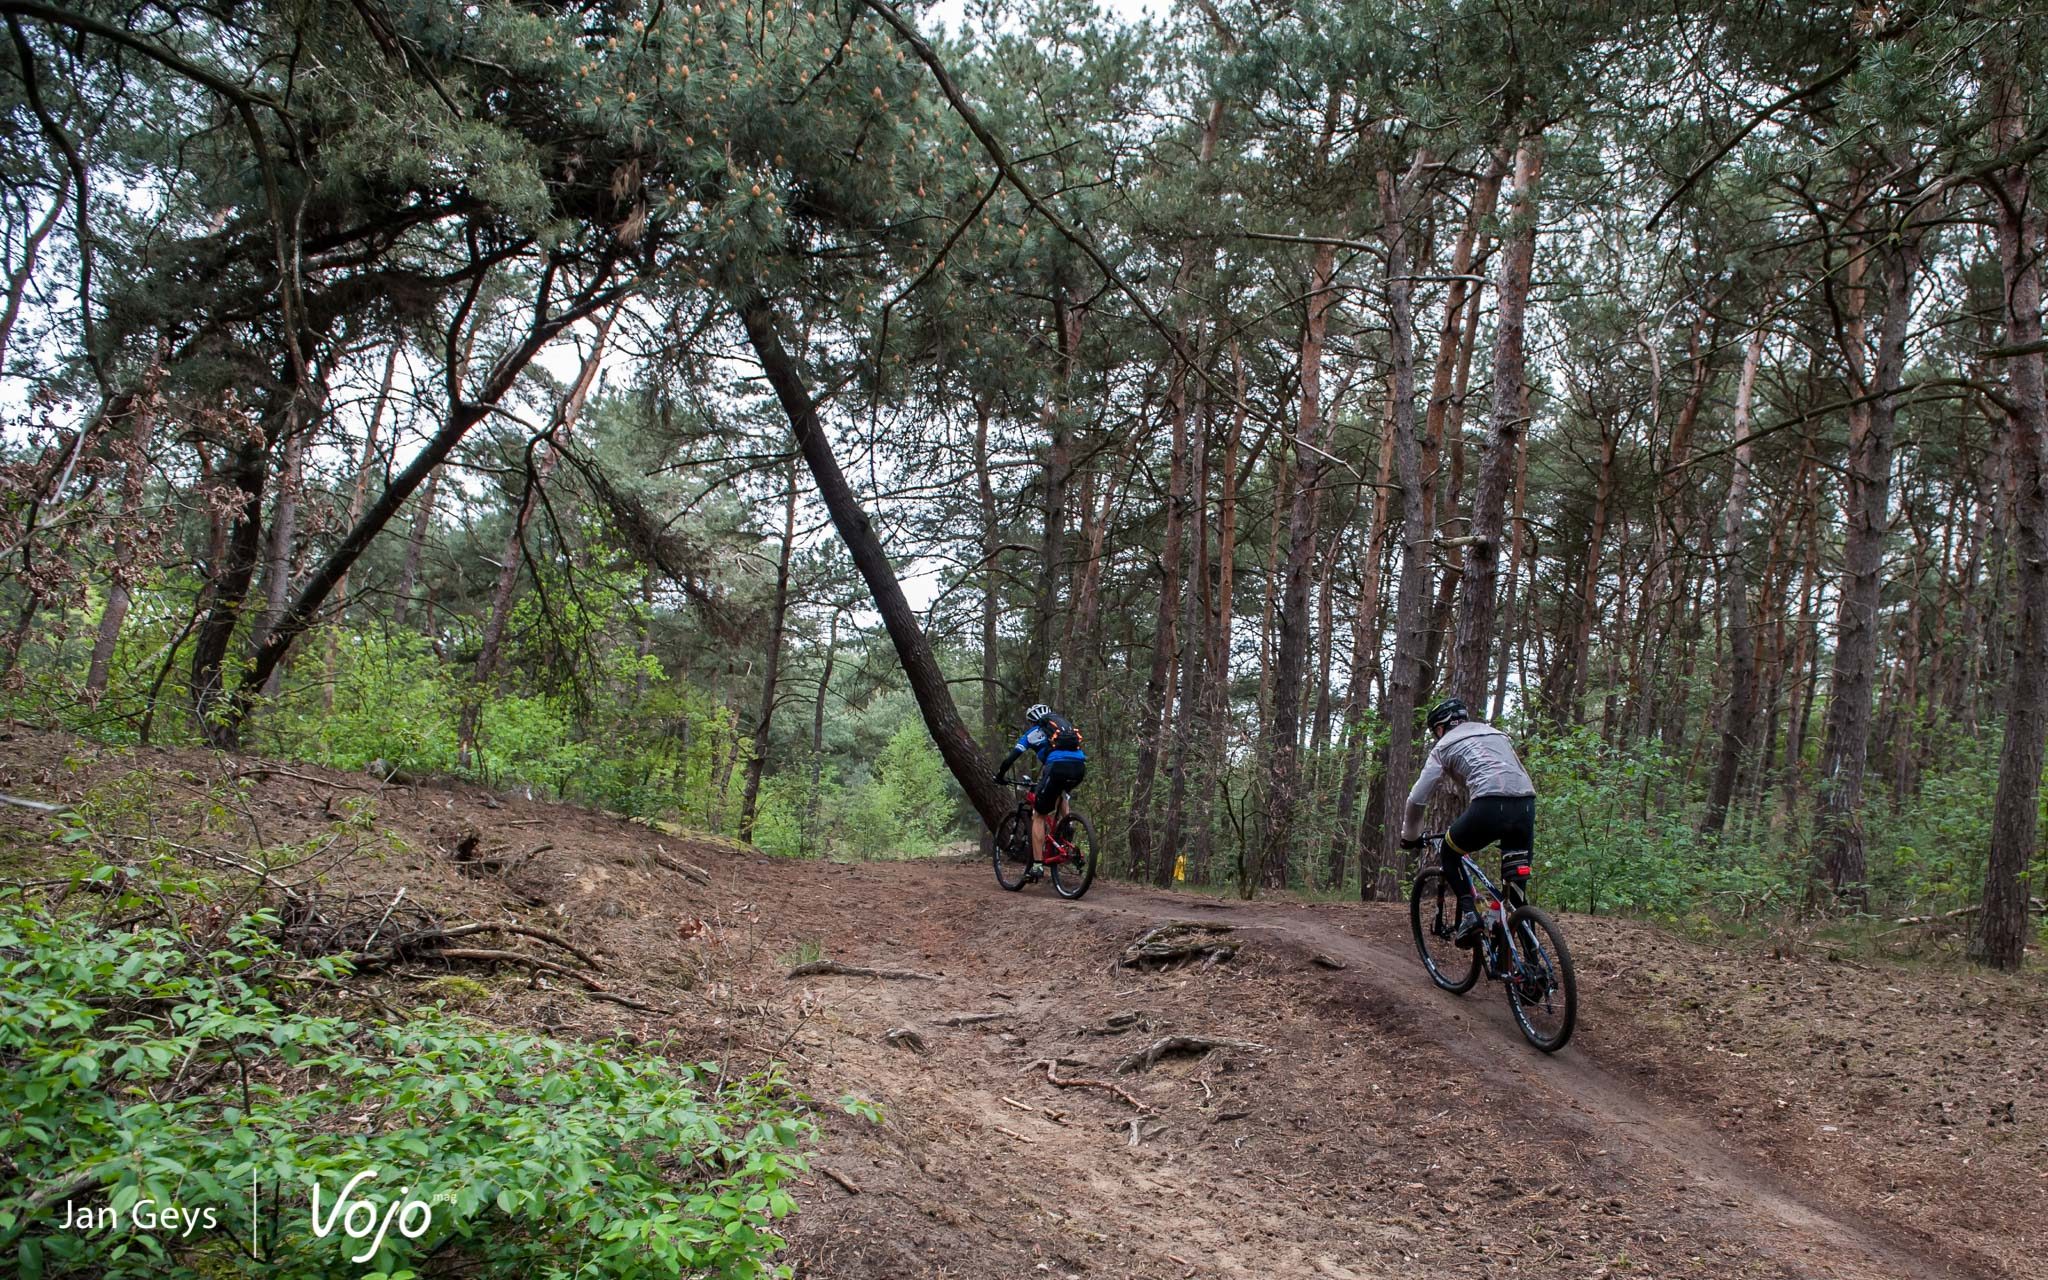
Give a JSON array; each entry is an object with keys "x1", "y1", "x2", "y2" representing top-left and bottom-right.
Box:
[{"x1": 991, "y1": 780, "x2": 1096, "y2": 898}]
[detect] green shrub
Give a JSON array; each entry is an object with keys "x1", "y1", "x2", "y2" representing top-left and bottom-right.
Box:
[{"x1": 0, "y1": 899, "x2": 812, "y2": 1279}]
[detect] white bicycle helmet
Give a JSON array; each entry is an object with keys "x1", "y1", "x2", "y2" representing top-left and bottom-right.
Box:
[{"x1": 1025, "y1": 702, "x2": 1053, "y2": 723}]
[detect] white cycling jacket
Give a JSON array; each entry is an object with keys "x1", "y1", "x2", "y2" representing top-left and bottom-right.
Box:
[{"x1": 1407, "y1": 720, "x2": 1535, "y2": 809}]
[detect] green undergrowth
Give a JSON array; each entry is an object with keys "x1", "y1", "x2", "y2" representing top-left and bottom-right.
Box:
[{"x1": 0, "y1": 886, "x2": 819, "y2": 1280}]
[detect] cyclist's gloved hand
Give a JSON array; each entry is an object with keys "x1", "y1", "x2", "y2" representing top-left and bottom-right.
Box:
[{"x1": 1399, "y1": 836, "x2": 1424, "y2": 850}]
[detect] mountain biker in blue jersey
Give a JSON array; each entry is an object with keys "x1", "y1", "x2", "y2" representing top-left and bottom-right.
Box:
[
  {"x1": 1400, "y1": 697, "x2": 1537, "y2": 948},
  {"x1": 992, "y1": 702, "x2": 1086, "y2": 872}
]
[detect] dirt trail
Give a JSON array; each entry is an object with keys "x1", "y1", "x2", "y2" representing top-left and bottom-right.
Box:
[
  {"x1": 4, "y1": 736, "x2": 2034, "y2": 1280},
  {"x1": 767, "y1": 857, "x2": 2030, "y2": 1280},
  {"x1": 1048, "y1": 881, "x2": 1982, "y2": 1280}
]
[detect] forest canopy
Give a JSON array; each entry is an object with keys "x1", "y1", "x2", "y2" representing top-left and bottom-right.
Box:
[{"x1": 3, "y1": 0, "x2": 2045, "y2": 969}]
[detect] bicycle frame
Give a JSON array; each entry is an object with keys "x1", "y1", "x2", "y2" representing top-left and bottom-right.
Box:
[
  {"x1": 1424, "y1": 836, "x2": 1528, "y2": 976},
  {"x1": 1006, "y1": 781, "x2": 1076, "y2": 864}
]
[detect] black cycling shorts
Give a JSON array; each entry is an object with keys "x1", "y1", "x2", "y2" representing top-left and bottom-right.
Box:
[
  {"x1": 1446, "y1": 794, "x2": 1534, "y2": 860},
  {"x1": 1034, "y1": 759, "x2": 1085, "y2": 814}
]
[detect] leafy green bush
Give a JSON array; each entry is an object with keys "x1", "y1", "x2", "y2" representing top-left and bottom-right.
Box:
[
  {"x1": 0, "y1": 900, "x2": 812, "y2": 1280},
  {"x1": 839, "y1": 719, "x2": 957, "y2": 858}
]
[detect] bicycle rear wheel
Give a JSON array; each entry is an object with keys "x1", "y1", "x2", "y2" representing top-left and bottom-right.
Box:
[
  {"x1": 1410, "y1": 868, "x2": 1479, "y2": 993},
  {"x1": 1503, "y1": 905, "x2": 1577, "y2": 1052},
  {"x1": 992, "y1": 812, "x2": 1031, "y2": 892},
  {"x1": 1049, "y1": 812, "x2": 1096, "y2": 899}
]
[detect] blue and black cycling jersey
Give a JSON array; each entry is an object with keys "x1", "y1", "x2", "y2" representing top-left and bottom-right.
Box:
[
  {"x1": 999, "y1": 711, "x2": 1086, "y2": 777},
  {"x1": 1016, "y1": 713, "x2": 1085, "y2": 765}
]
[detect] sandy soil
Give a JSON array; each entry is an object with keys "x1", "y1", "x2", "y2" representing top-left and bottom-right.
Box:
[{"x1": 2, "y1": 729, "x2": 2037, "y2": 1280}]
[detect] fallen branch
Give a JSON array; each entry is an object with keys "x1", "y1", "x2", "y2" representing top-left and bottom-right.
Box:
[
  {"x1": 989, "y1": 1124, "x2": 1036, "y2": 1145},
  {"x1": 652, "y1": 848, "x2": 711, "y2": 884},
  {"x1": 1024, "y1": 1057, "x2": 1148, "y2": 1111},
  {"x1": 1889, "y1": 898, "x2": 2046, "y2": 928},
  {"x1": 587, "y1": 990, "x2": 672, "y2": 1014},
  {"x1": 432, "y1": 947, "x2": 602, "y2": 989},
  {"x1": 232, "y1": 766, "x2": 374, "y2": 792},
  {"x1": 935, "y1": 1011, "x2": 1004, "y2": 1026},
  {"x1": 787, "y1": 960, "x2": 939, "y2": 981},
  {"x1": 1114, "y1": 1035, "x2": 1267, "y2": 1076},
  {"x1": 0, "y1": 790, "x2": 72, "y2": 815},
  {"x1": 819, "y1": 1167, "x2": 861, "y2": 1195},
  {"x1": 436, "y1": 921, "x2": 604, "y2": 971}
]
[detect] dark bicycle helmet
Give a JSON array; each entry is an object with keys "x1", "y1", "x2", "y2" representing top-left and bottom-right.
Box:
[{"x1": 1426, "y1": 697, "x2": 1469, "y2": 733}]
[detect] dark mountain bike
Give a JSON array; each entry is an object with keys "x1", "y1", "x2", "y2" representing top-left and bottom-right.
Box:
[
  {"x1": 991, "y1": 781, "x2": 1095, "y2": 899},
  {"x1": 1409, "y1": 834, "x2": 1577, "y2": 1052}
]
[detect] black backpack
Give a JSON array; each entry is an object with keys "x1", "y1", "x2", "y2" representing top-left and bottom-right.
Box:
[{"x1": 1041, "y1": 712, "x2": 1084, "y2": 753}]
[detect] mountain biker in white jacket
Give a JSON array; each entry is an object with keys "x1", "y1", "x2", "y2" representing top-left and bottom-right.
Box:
[{"x1": 1400, "y1": 698, "x2": 1536, "y2": 947}]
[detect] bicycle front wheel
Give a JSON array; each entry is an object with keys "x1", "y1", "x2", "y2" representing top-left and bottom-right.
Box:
[
  {"x1": 1049, "y1": 812, "x2": 1096, "y2": 899},
  {"x1": 1410, "y1": 868, "x2": 1479, "y2": 994},
  {"x1": 1503, "y1": 905, "x2": 1577, "y2": 1053},
  {"x1": 992, "y1": 812, "x2": 1031, "y2": 892}
]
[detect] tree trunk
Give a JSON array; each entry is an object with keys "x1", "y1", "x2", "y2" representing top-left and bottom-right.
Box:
[
  {"x1": 739, "y1": 461, "x2": 800, "y2": 842},
  {"x1": 1026, "y1": 295, "x2": 1082, "y2": 688},
  {"x1": 1975, "y1": 70, "x2": 2047, "y2": 970},
  {"x1": 1700, "y1": 322, "x2": 1768, "y2": 836},
  {"x1": 1450, "y1": 134, "x2": 1541, "y2": 708},
  {"x1": 975, "y1": 398, "x2": 1001, "y2": 860},
  {"x1": 1814, "y1": 204, "x2": 1924, "y2": 907},
  {"x1": 1195, "y1": 344, "x2": 1247, "y2": 882},
  {"x1": 1557, "y1": 419, "x2": 1619, "y2": 723},
  {"x1": 84, "y1": 359, "x2": 165, "y2": 696},
  {"x1": 1262, "y1": 232, "x2": 1342, "y2": 892},
  {"x1": 737, "y1": 292, "x2": 1005, "y2": 827},
  {"x1": 1328, "y1": 414, "x2": 1396, "y2": 886},
  {"x1": 1159, "y1": 371, "x2": 1213, "y2": 887},
  {"x1": 1130, "y1": 363, "x2": 1192, "y2": 879},
  {"x1": 324, "y1": 345, "x2": 398, "y2": 708},
  {"x1": 1363, "y1": 160, "x2": 1432, "y2": 901},
  {"x1": 806, "y1": 610, "x2": 841, "y2": 856},
  {"x1": 393, "y1": 470, "x2": 438, "y2": 629},
  {"x1": 1492, "y1": 425, "x2": 1530, "y2": 720}
]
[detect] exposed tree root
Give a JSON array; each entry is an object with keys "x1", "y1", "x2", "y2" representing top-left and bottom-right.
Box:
[
  {"x1": 1023, "y1": 1057, "x2": 1148, "y2": 1111},
  {"x1": 1118, "y1": 920, "x2": 1238, "y2": 969},
  {"x1": 787, "y1": 960, "x2": 939, "y2": 981},
  {"x1": 1113, "y1": 1034, "x2": 1267, "y2": 1075}
]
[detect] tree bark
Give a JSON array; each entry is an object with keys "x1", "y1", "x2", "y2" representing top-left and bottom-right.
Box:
[
  {"x1": 393, "y1": 471, "x2": 438, "y2": 629},
  {"x1": 1328, "y1": 414, "x2": 1396, "y2": 887},
  {"x1": 84, "y1": 359, "x2": 165, "y2": 696},
  {"x1": 1975, "y1": 68, "x2": 2047, "y2": 970},
  {"x1": 1700, "y1": 321, "x2": 1767, "y2": 836},
  {"x1": 737, "y1": 292, "x2": 1004, "y2": 827},
  {"x1": 739, "y1": 460, "x2": 800, "y2": 842},
  {"x1": 1814, "y1": 199, "x2": 1924, "y2": 907},
  {"x1": 1363, "y1": 159, "x2": 1432, "y2": 900},
  {"x1": 1262, "y1": 231, "x2": 1342, "y2": 892},
  {"x1": 1449, "y1": 135, "x2": 1540, "y2": 709},
  {"x1": 1159, "y1": 370, "x2": 1213, "y2": 887}
]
